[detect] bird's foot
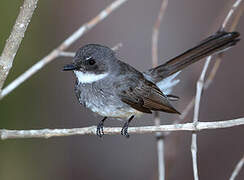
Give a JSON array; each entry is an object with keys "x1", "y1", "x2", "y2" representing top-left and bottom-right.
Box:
[
  {"x1": 96, "y1": 117, "x2": 107, "y2": 137},
  {"x1": 96, "y1": 122, "x2": 104, "y2": 137},
  {"x1": 121, "y1": 115, "x2": 134, "y2": 138},
  {"x1": 121, "y1": 121, "x2": 130, "y2": 138}
]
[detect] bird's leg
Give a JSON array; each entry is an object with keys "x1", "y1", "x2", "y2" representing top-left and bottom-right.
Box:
[
  {"x1": 96, "y1": 117, "x2": 107, "y2": 137},
  {"x1": 121, "y1": 115, "x2": 135, "y2": 138}
]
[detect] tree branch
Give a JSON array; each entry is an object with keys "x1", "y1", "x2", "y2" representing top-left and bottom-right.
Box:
[
  {"x1": 179, "y1": 0, "x2": 243, "y2": 123},
  {"x1": 59, "y1": 51, "x2": 76, "y2": 57},
  {"x1": 191, "y1": 0, "x2": 243, "y2": 179},
  {"x1": 230, "y1": 155, "x2": 244, "y2": 180},
  {"x1": 0, "y1": 0, "x2": 127, "y2": 100},
  {"x1": 152, "y1": 0, "x2": 168, "y2": 68},
  {"x1": 152, "y1": 0, "x2": 168, "y2": 179},
  {"x1": 0, "y1": 117, "x2": 243, "y2": 140},
  {"x1": 221, "y1": 0, "x2": 243, "y2": 30},
  {"x1": 191, "y1": 55, "x2": 211, "y2": 180},
  {"x1": 0, "y1": 0, "x2": 39, "y2": 92}
]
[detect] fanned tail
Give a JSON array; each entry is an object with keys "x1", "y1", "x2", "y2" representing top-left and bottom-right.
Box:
[{"x1": 145, "y1": 31, "x2": 240, "y2": 83}]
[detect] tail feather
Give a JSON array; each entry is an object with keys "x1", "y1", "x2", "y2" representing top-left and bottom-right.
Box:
[
  {"x1": 155, "y1": 71, "x2": 180, "y2": 94},
  {"x1": 145, "y1": 31, "x2": 240, "y2": 83}
]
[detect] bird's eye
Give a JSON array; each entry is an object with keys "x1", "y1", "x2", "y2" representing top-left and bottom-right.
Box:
[
  {"x1": 88, "y1": 59, "x2": 96, "y2": 65},
  {"x1": 86, "y1": 57, "x2": 96, "y2": 65}
]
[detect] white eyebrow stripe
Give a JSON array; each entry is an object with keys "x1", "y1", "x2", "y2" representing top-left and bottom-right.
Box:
[{"x1": 74, "y1": 71, "x2": 108, "y2": 84}]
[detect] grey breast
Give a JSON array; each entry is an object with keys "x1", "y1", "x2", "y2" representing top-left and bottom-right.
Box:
[{"x1": 74, "y1": 76, "x2": 137, "y2": 118}]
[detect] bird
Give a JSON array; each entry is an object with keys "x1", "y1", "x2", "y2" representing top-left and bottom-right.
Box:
[{"x1": 63, "y1": 31, "x2": 240, "y2": 138}]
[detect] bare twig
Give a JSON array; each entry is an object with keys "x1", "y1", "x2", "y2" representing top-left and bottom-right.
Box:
[
  {"x1": 156, "y1": 135, "x2": 165, "y2": 180},
  {"x1": 154, "y1": 114, "x2": 166, "y2": 180},
  {"x1": 191, "y1": 133, "x2": 199, "y2": 180},
  {"x1": 190, "y1": 0, "x2": 243, "y2": 179},
  {"x1": 152, "y1": 0, "x2": 168, "y2": 179},
  {"x1": 178, "y1": 0, "x2": 243, "y2": 122},
  {"x1": 152, "y1": 0, "x2": 168, "y2": 67},
  {"x1": 221, "y1": 0, "x2": 243, "y2": 30},
  {"x1": 0, "y1": 0, "x2": 39, "y2": 92},
  {"x1": 59, "y1": 51, "x2": 76, "y2": 57},
  {"x1": 0, "y1": 0, "x2": 128, "y2": 100},
  {"x1": 0, "y1": 117, "x2": 244, "y2": 140},
  {"x1": 111, "y1": 42, "x2": 123, "y2": 51},
  {"x1": 191, "y1": 55, "x2": 211, "y2": 180},
  {"x1": 230, "y1": 155, "x2": 244, "y2": 180},
  {"x1": 203, "y1": 55, "x2": 222, "y2": 89}
]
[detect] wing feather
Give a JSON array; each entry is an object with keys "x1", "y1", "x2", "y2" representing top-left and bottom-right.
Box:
[{"x1": 118, "y1": 76, "x2": 180, "y2": 114}]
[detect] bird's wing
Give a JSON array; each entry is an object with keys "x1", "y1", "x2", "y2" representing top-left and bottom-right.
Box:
[{"x1": 116, "y1": 75, "x2": 180, "y2": 114}]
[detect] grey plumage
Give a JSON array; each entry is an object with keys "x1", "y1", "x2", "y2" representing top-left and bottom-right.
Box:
[{"x1": 63, "y1": 31, "x2": 240, "y2": 137}]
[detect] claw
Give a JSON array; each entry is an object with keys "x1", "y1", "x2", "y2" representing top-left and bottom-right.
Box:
[
  {"x1": 121, "y1": 115, "x2": 134, "y2": 138},
  {"x1": 96, "y1": 117, "x2": 107, "y2": 138},
  {"x1": 96, "y1": 124, "x2": 103, "y2": 137},
  {"x1": 121, "y1": 122, "x2": 130, "y2": 138}
]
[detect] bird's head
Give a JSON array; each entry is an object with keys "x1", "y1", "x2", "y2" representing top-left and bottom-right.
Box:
[{"x1": 63, "y1": 44, "x2": 116, "y2": 83}]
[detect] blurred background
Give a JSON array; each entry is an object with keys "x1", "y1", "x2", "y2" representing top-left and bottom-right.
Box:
[{"x1": 0, "y1": 0, "x2": 243, "y2": 179}]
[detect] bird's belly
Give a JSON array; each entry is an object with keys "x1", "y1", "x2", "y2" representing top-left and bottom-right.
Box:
[
  {"x1": 86, "y1": 101, "x2": 143, "y2": 119},
  {"x1": 76, "y1": 83, "x2": 143, "y2": 119}
]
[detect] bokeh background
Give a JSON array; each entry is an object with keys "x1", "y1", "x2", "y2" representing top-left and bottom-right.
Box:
[{"x1": 0, "y1": 0, "x2": 244, "y2": 179}]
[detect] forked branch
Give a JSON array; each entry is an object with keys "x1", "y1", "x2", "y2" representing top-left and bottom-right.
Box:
[
  {"x1": 191, "y1": 0, "x2": 243, "y2": 179},
  {"x1": 0, "y1": 0, "x2": 128, "y2": 99},
  {"x1": 152, "y1": 0, "x2": 169, "y2": 180}
]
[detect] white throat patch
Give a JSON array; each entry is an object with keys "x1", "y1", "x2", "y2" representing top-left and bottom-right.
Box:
[{"x1": 74, "y1": 71, "x2": 108, "y2": 84}]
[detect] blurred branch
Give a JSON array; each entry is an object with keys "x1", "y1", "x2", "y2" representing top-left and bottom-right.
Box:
[
  {"x1": 111, "y1": 42, "x2": 123, "y2": 52},
  {"x1": 191, "y1": 0, "x2": 243, "y2": 179},
  {"x1": 0, "y1": 117, "x2": 244, "y2": 140},
  {"x1": 191, "y1": 54, "x2": 211, "y2": 180},
  {"x1": 179, "y1": 0, "x2": 243, "y2": 122},
  {"x1": 152, "y1": 0, "x2": 168, "y2": 180},
  {"x1": 0, "y1": 0, "x2": 127, "y2": 100},
  {"x1": 152, "y1": 0, "x2": 168, "y2": 68},
  {"x1": 156, "y1": 135, "x2": 165, "y2": 180},
  {"x1": 230, "y1": 155, "x2": 244, "y2": 180},
  {"x1": 59, "y1": 51, "x2": 76, "y2": 57},
  {"x1": 162, "y1": 0, "x2": 243, "y2": 139},
  {"x1": 0, "y1": 0, "x2": 39, "y2": 92},
  {"x1": 221, "y1": 0, "x2": 243, "y2": 30}
]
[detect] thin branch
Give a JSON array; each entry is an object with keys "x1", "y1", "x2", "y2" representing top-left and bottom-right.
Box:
[
  {"x1": 0, "y1": 0, "x2": 39, "y2": 92},
  {"x1": 59, "y1": 51, "x2": 75, "y2": 57},
  {"x1": 0, "y1": 0, "x2": 128, "y2": 100},
  {"x1": 156, "y1": 135, "x2": 165, "y2": 180},
  {"x1": 190, "y1": 0, "x2": 243, "y2": 179},
  {"x1": 111, "y1": 42, "x2": 123, "y2": 52},
  {"x1": 203, "y1": 55, "x2": 222, "y2": 89},
  {"x1": 152, "y1": 0, "x2": 168, "y2": 68},
  {"x1": 191, "y1": 133, "x2": 198, "y2": 180},
  {"x1": 190, "y1": 1, "x2": 243, "y2": 179},
  {"x1": 152, "y1": 0, "x2": 168, "y2": 180},
  {"x1": 154, "y1": 114, "x2": 166, "y2": 180},
  {"x1": 220, "y1": 0, "x2": 243, "y2": 30},
  {"x1": 165, "y1": 5, "x2": 243, "y2": 177},
  {"x1": 193, "y1": 56, "x2": 211, "y2": 123},
  {"x1": 179, "y1": 0, "x2": 243, "y2": 122},
  {"x1": 230, "y1": 155, "x2": 244, "y2": 180},
  {"x1": 191, "y1": 51, "x2": 212, "y2": 180},
  {"x1": 0, "y1": 117, "x2": 244, "y2": 140},
  {"x1": 162, "y1": 0, "x2": 243, "y2": 136}
]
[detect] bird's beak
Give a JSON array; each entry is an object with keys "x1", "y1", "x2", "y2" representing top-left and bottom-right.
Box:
[{"x1": 63, "y1": 63, "x2": 78, "y2": 71}]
